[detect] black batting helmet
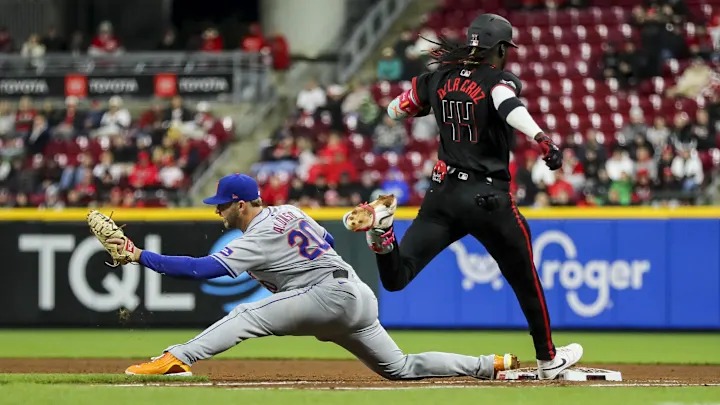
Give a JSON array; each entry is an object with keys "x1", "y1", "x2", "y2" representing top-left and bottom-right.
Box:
[{"x1": 466, "y1": 13, "x2": 518, "y2": 49}]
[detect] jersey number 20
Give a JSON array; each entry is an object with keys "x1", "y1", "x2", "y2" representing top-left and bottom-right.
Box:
[
  {"x1": 288, "y1": 220, "x2": 331, "y2": 260},
  {"x1": 441, "y1": 99, "x2": 477, "y2": 143}
]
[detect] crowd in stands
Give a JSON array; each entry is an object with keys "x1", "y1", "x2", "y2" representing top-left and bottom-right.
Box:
[
  {"x1": 251, "y1": 0, "x2": 720, "y2": 208},
  {"x1": 0, "y1": 95, "x2": 234, "y2": 208},
  {"x1": 0, "y1": 20, "x2": 291, "y2": 70}
]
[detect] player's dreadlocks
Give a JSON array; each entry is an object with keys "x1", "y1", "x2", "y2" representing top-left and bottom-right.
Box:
[{"x1": 424, "y1": 36, "x2": 493, "y2": 66}]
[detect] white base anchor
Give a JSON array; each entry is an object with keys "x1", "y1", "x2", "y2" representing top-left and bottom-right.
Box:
[{"x1": 496, "y1": 367, "x2": 623, "y2": 381}]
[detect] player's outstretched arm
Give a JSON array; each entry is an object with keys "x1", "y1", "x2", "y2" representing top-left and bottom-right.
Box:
[
  {"x1": 491, "y1": 83, "x2": 562, "y2": 170},
  {"x1": 106, "y1": 238, "x2": 230, "y2": 279}
]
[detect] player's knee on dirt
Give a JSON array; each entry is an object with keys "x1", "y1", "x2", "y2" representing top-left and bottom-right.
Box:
[{"x1": 376, "y1": 355, "x2": 417, "y2": 380}]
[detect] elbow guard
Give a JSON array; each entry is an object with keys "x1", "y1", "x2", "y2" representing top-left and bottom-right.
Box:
[{"x1": 387, "y1": 89, "x2": 422, "y2": 120}]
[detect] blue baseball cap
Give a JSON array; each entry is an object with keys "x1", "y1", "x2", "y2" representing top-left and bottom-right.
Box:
[{"x1": 202, "y1": 173, "x2": 260, "y2": 205}]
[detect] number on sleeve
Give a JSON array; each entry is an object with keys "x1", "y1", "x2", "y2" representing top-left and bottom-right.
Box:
[
  {"x1": 441, "y1": 99, "x2": 477, "y2": 143},
  {"x1": 287, "y1": 220, "x2": 331, "y2": 260}
]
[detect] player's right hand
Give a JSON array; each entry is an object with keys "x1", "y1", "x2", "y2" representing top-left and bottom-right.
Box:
[{"x1": 534, "y1": 133, "x2": 562, "y2": 171}]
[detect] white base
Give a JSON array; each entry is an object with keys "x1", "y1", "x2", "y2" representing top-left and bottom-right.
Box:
[{"x1": 496, "y1": 367, "x2": 622, "y2": 382}]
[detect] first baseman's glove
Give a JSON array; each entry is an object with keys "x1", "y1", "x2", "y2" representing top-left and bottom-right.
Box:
[
  {"x1": 87, "y1": 210, "x2": 139, "y2": 267},
  {"x1": 534, "y1": 133, "x2": 563, "y2": 170}
]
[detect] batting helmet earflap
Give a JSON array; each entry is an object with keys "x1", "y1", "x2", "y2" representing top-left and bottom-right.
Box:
[{"x1": 466, "y1": 13, "x2": 518, "y2": 49}]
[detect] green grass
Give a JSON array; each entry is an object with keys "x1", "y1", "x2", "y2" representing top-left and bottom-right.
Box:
[
  {"x1": 0, "y1": 374, "x2": 208, "y2": 384},
  {"x1": 0, "y1": 385, "x2": 717, "y2": 405},
  {"x1": 0, "y1": 330, "x2": 718, "y2": 364}
]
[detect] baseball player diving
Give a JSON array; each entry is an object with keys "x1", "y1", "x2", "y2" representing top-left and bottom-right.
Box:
[{"x1": 87, "y1": 173, "x2": 519, "y2": 379}]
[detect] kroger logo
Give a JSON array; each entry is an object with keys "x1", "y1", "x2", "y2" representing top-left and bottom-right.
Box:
[
  {"x1": 201, "y1": 230, "x2": 271, "y2": 313},
  {"x1": 453, "y1": 230, "x2": 651, "y2": 318}
]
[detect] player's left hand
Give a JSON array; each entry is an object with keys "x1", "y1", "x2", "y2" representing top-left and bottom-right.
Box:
[
  {"x1": 87, "y1": 210, "x2": 142, "y2": 266},
  {"x1": 534, "y1": 133, "x2": 562, "y2": 171}
]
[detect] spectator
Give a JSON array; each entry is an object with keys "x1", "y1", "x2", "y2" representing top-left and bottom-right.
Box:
[
  {"x1": 600, "y1": 43, "x2": 621, "y2": 80},
  {"x1": 315, "y1": 85, "x2": 346, "y2": 132},
  {"x1": 175, "y1": 137, "x2": 200, "y2": 175},
  {"x1": 0, "y1": 100, "x2": 15, "y2": 137},
  {"x1": 670, "y1": 112, "x2": 694, "y2": 149},
  {"x1": 533, "y1": 191, "x2": 551, "y2": 208},
  {"x1": 59, "y1": 152, "x2": 94, "y2": 191},
  {"x1": 337, "y1": 171, "x2": 363, "y2": 206},
  {"x1": 163, "y1": 96, "x2": 193, "y2": 125},
  {"x1": 42, "y1": 27, "x2": 66, "y2": 52},
  {"x1": 92, "y1": 151, "x2": 123, "y2": 183},
  {"x1": 588, "y1": 168, "x2": 612, "y2": 205},
  {"x1": 157, "y1": 28, "x2": 181, "y2": 51},
  {"x1": 394, "y1": 29, "x2": 416, "y2": 57},
  {"x1": 128, "y1": 151, "x2": 159, "y2": 189},
  {"x1": 13, "y1": 191, "x2": 30, "y2": 208},
  {"x1": 617, "y1": 42, "x2": 645, "y2": 87},
  {"x1": 691, "y1": 108, "x2": 715, "y2": 151},
  {"x1": 15, "y1": 96, "x2": 37, "y2": 135},
  {"x1": 286, "y1": 177, "x2": 307, "y2": 205},
  {"x1": 241, "y1": 23, "x2": 266, "y2": 52},
  {"x1": 688, "y1": 25, "x2": 715, "y2": 60},
  {"x1": 69, "y1": 31, "x2": 86, "y2": 56},
  {"x1": 658, "y1": 23, "x2": 687, "y2": 61},
  {"x1": 646, "y1": 116, "x2": 671, "y2": 150},
  {"x1": 401, "y1": 48, "x2": 427, "y2": 81},
  {"x1": 200, "y1": 27, "x2": 223, "y2": 52},
  {"x1": 372, "y1": 115, "x2": 407, "y2": 154},
  {"x1": 0, "y1": 26, "x2": 14, "y2": 53},
  {"x1": 268, "y1": 32, "x2": 290, "y2": 70},
  {"x1": 55, "y1": 96, "x2": 86, "y2": 139},
  {"x1": 628, "y1": 132, "x2": 655, "y2": 160},
  {"x1": 655, "y1": 166, "x2": 682, "y2": 196},
  {"x1": 560, "y1": 149, "x2": 585, "y2": 191},
  {"x1": 547, "y1": 170, "x2": 575, "y2": 205},
  {"x1": 710, "y1": 10, "x2": 720, "y2": 50},
  {"x1": 671, "y1": 147, "x2": 704, "y2": 191},
  {"x1": 260, "y1": 173, "x2": 289, "y2": 206},
  {"x1": 622, "y1": 108, "x2": 649, "y2": 143},
  {"x1": 342, "y1": 81, "x2": 380, "y2": 134},
  {"x1": 377, "y1": 47, "x2": 403, "y2": 81},
  {"x1": 633, "y1": 169, "x2": 654, "y2": 205},
  {"x1": 65, "y1": 189, "x2": 85, "y2": 207},
  {"x1": 605, "y1": 148, "x2": 634, "y2": 181},
  {"x1": 512, "y1": 156, "x2": 538, "y2": 206},
  {"x1": 380, "y1": 169, "x2": 410, "y2": 205},
  {"x1": 581, "y1": 149, "x2": 602, "y2": 182},
  {"x1": 158, "y1": 155, "x2": 185, "y2": 189},
  {"x1": 96, "y1": 96, "x2": 131, "y2": 137},
  {"x1": 634, "y1": 146, "x2": 657, "y2": 181},
  {"x1": 24, "y1": 115, "x2": 50, "y2": 156},
  {"x1": 88, "y1": 21, "x2": 123, "y2": 56},
  {"x1": 20, "y1": 34, "x2": 46, "y2": 66},
  {"x1": 73, "y1": 171, "x2": 97, "y2": 203},
  {"x1": 296, "y1": 80, "x2": 326, "y2": 115}
]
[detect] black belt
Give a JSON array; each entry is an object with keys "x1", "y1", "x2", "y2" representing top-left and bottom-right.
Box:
[
  {"x1": 333, "y1": 269, "x2": 349, "y2": 279},
  {"x1": 447, "y1": 166, "x2": 510, "y2": 191}
]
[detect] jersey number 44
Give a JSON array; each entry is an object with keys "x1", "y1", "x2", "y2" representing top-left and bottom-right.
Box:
[{"x1": 441, "y1": 99, "x2": 478, "y2": 143}]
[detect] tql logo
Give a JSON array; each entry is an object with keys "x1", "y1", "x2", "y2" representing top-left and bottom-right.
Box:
[
  {"x1": 201, "y1": 230, "x2": 271, "y2": 313},
  {"x1": 453, "y1": 230, "x2": 651, "y2": 318}
]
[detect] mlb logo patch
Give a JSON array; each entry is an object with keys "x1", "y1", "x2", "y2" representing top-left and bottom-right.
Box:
[{"x1": 470, "y1": 33, "x2": 479, "y2": 47}]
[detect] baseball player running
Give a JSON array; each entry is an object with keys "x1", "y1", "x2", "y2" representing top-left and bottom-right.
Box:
[
  {"x1": 342, "y1": 14, "x2": 583, "y2": 380},
  {"x1": 87, "y1": 173, "x2": 519, "y2": 379}
]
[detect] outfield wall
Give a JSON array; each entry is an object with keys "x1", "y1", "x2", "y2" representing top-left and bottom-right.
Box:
[{"x1": 2, "y1": 207, "x2": 719, "y2": 329}]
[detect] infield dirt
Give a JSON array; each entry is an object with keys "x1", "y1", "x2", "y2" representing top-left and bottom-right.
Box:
[{"x1": 0, "y1": 359, "x2": 718, "y2": 388}]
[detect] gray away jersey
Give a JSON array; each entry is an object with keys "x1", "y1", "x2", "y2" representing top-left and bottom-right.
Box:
[{"x1": 211, "y1": 205, "x2": 355, "y2": 293}]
